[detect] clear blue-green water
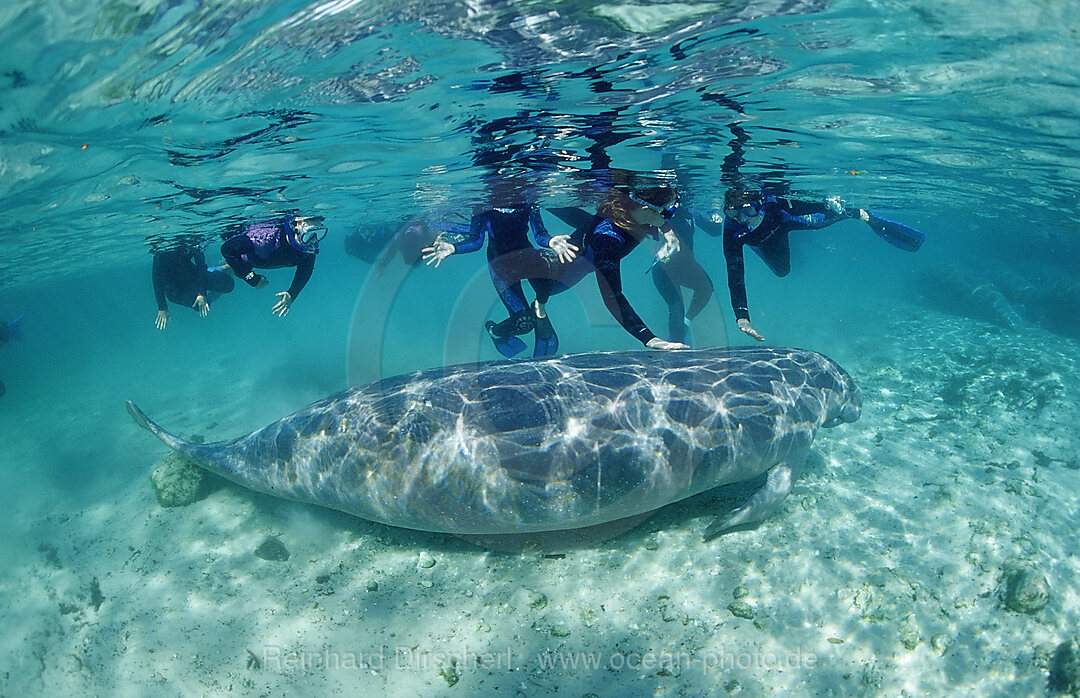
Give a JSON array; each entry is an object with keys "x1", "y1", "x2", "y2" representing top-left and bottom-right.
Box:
[{"x1": 1, "y1": 1, "x2": 1079, "y2": 695}]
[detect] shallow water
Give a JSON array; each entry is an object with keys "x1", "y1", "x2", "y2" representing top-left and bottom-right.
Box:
[{"x1": 1, "y1": 1, "x2": 1078, "y2": 695}]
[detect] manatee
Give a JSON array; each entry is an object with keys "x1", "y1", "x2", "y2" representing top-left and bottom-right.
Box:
[{"x1": 127, "y1": 347, "x2": 860, "y2": 544}]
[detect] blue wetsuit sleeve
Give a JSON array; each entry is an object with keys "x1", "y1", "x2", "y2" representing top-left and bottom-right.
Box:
[
  {"x1": 287, "y1": 254, "x2": 316, "y2": 299},
  {"x1": 529, "y1": 208, "x2": 553, "y2": 248},
  {"x1": 723, "y1": 225, "x2": 750, "y2": 322},
  {"x1": 221, "y1": 235, "x2": 259, "y2": 286},
  {"x1": 590, "y1": 235, "x2": 656, "y2": 345},
  {"x1": 778, "y1": 198, "x2": 846, "y2": 230},
  {"x1": 443, "y1": 216, "x2": 484, "y2": 255}
]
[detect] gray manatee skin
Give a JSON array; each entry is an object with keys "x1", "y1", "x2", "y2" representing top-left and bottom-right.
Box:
[{"x1": 128, "y1": 347, "x2": 860, "y2": 538}]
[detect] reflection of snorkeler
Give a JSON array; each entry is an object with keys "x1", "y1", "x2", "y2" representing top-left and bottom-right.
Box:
[
  {"x1": 648, "y1": 206, "x2": 722, "y2": 344},
  {"x1": 152, "y1": 246, "x2": 234, "y2": 330},
  {"x1": 220, "y1": 214, "x2": 325, "y2": 317}
]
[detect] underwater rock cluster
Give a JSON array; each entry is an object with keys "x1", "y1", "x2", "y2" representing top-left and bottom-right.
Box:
[
  {"x1": 1001, "y1": 564, "x2": 1050, "y2": 615},
  {"x1": 149, "y1": 451, "x2": 210, "y2": 508}
]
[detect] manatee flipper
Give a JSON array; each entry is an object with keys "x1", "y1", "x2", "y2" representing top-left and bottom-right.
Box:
[{"x1": 703, "y1": 452, "x2": 806, "y2": 540}]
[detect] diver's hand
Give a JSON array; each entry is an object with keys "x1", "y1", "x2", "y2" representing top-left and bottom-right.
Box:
[
  {"x1": 646, "y1": 337, "x2": 690, "y2": 350},
  {"x1": 254, "y1": 275, "x2": 269, "y2": 290},
  {"x1": 737, "y1": 318, "x2": 765, "y2": 342},
  {"x1": 193, "y1": 294, "x2": 209, "y2": 317},
  {"x1": 856, "y1": 208, "x2": 870, "y2": 222},
  {"x1": 272, "y1": 291, "x2": 293, "y2": 317},
  {"x1": 661, "y1": 229, "x2": 681, "y2": 257},
  {"x1": 421, "y1": 241, "x2": 455, "y2": 267},
  {"x1": 825, "y1": 196, "x2": 846, "y2": 216},
  {"x1": 155, "y1": 310, "x2": 170, "y2": 330},
  {"x1": 549, "y1": 235, "x2": 579, "y2": 264}
]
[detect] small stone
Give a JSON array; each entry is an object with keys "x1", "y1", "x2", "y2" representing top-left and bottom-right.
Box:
[
  {"x1": 1003, "y1": 567, "x2": 1050, "y2": 614},
  {"x1": 254, "y1": 536, "x2": 289, "y2": 562},
  {"x1": 365, "y1": 580, "x2": 379, "y2": 592},
  {"x1": 898, "y1": 614, "x2": 921, "y2": 650},
  {"x1": 643, "y1": 534, "x2": 660, "y2": 551},
  {"x1": 930, "y1": 634, "x2": 949, "y2": 654},
  {"x1": 150, "y1": 452, "x2": 209, "y2": 507},
  {"x1": 550, "y1": 622, "x2": 571, "y2": 637},
  {"x1": 437, "y1": 657, "x2": 460, "y2": 687},
  {"x1": 728, "y1": 600, "x2": 754, "y2": 619},
  {"x1": 418, "y1": 552, "x2": 436, "y2": 569},
  {"x1": 528, "y1": 591, "x2": 548, "y2": 610},
  {"x1": 733, "y1": 585, "x2": 749, "y2": 599}
]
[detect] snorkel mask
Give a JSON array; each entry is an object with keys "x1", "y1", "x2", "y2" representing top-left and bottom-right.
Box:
[
  {"x1": 725, "y1": 191, "x2": 763, "y2": 223},
  {"x1": 629, "y1": 191, "x2": 680, "y2": 220},
  {"x1": 290, "y1": 216, "x2": 327, "y2": 252}
]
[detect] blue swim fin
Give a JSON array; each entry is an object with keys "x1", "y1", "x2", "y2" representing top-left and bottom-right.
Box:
[
  {"x1": 533, "y1": 314, "x2": 559, "y2": 357},
  {"x1": 485, "y1": 321, "x2": 527, "y2": 358},
  {"x1": 865, "y1": 212, "x2": 924, "y2": 252}
]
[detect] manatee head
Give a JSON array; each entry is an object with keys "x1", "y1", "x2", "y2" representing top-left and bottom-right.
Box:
[{"x1": 818, "y1": 357, "x2": 862, "y2": 428}]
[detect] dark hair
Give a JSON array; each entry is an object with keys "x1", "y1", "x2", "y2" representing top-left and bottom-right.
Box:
[
  {"x1": 724, "y1": 188, "x2": 763, "y2": 208},
  {"x1": 598, "y1": 185, "x2": 677, "y2": 233}
]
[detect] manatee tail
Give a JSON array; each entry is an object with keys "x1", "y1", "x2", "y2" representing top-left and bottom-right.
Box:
[
  {"x1": 126, "y1": 400, "x2": 230, "y2": 472},
  {"x1": 127, "y1": 400, "x2": 187, "y2": 449}
]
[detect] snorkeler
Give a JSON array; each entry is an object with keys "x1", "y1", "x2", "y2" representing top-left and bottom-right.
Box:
[
  {"x1": 486, "y1": 184, "x2": 689, "y2": 352},
  {"x1": 152, "y1": 246, "x2": 235, "y2": 330},
  {"x1": 422, "y1": 204, "x2": 561, "y2": 357},
  {"x1": 220, "y1": 214, "x2": 325, "y2": 317},
  {"x1": 713, "y1": 187, "x2": 922, "y2": 342}
]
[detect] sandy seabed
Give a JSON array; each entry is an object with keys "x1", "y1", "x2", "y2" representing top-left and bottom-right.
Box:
[{"x1": 3, "y1": 306, "x2": 1079, "y2": 697}]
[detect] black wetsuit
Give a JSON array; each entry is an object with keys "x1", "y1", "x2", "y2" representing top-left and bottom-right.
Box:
[
  {"x1": 220, "y1": 218, "x2": 317, "y2": 299},
  {"x1": 714, "y1": 196, "x2": 846, "y2": 322},
  {"x1": 153, "y1": 248, "x2": 234, "y2": 311},
  {"x1": 454, "y1": 207, "x2": 553, "y2": 315},
  {"x1": 490, "y1": 216, "x2": 660, "y2": 346}
]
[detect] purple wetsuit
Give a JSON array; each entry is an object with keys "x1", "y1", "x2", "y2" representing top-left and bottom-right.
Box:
[{"x1": 220, "y1": 217, "x2": 317, "y2": 299}]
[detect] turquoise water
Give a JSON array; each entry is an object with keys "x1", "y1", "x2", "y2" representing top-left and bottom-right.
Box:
[{"x1": 1, "y1": 1, "x2": 1079, "y2": 695}]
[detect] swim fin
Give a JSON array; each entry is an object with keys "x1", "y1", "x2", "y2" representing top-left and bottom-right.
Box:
[
  {"x1": 533, "y1": 314, "x2": 559, "y2": 357},
  {"x1": 486, "y1": 327, "x2": 527, "y2": 358},
  {"x1": 865, "y1": 212, "x2": 924, "y2": 252},
  {"x1": 485, "y1": 311, "x2": 535, "y2": 358}
]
